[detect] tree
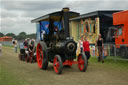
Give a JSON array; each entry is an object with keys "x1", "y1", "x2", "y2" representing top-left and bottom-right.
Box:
[
  {"x1": 0, "y1": 32, "x2": 4, "y2": 37},
  {"x1": 19, "y1": 32, "x2": 27, "y2": 36},
  {"x1": 6, "y1": 33, "x2": 16, "y2": 38},
  {"x1": 3, "y1": 32, "x2": 36, "y2": 41},
  {"x1": 17, "y1": 32, "x2": 27, "y2": 40},
  {"x1": 26, "y1": 33, "x2": 36, "y2": 39}
]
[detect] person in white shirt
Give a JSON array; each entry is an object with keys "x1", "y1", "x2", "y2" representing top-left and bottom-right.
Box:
[
  {"x1": 13, "y1": 40, "x2": 18, "y2": 53},
  {"x1": 79, "y1": 34, "x2": 84, "y2": 53},
  {"x1": 76, "y1": 34, "x2": 84, "y2": 56},
  {"x1": 41, "y1": 30, "x2": 45, "y2": 40}
]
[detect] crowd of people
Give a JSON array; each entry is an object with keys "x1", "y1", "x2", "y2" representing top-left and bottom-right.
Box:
[
  {"x1": 22, "y1": 38, "x2": 35, "y2": 57},
  {"x1": 77, "y1": 33, "x2": 104, "y2": 64},
  {"x1": 11, "y1": 34, "x2": 104, "y2": 64},
  {"x1": 12, "y1": 38, "x2": 35, "y2": 57},
  {"x1": 77, "y1": 34, "x2": 90, "y2": 65}
]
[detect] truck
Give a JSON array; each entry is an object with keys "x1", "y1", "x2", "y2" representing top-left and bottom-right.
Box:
[{"x1": 106, "y1": 10, "x2": 128, "y2": 58}]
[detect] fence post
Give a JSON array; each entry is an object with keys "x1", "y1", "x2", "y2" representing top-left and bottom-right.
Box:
[
  {"x1": 109, "y1": 44, "x2": 110, "y2": 56},
  {"x1": 114, "y1": 44, "x2": 117, "y2": 62}
]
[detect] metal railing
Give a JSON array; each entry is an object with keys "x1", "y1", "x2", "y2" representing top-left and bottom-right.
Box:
[{"x1": 90, "y1": 43, "x2": 128, "y2": 61}]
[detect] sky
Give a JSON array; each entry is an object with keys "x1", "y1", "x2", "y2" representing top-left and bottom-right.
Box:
[{"x1": 0, "y1": 0, "x2": 128, "y2": 35}]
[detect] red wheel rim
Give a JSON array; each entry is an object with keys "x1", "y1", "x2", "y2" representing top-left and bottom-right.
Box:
[
  {"x1": 53, "y1": 56, "x2": 59, "y2": 73},
  {"x1": 36, "y1": 44, "x2": 43, "y2": 68},
  {"x1": 78, "y1": 55, "x2": 85, "y2": 71}
]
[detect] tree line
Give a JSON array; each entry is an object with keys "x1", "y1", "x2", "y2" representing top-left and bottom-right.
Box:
[{"x1": 0, "y1": 32, "x2": 36, "y2": 41}]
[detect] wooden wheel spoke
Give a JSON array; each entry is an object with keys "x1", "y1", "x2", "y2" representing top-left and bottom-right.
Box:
[
  {"x1": 80, "y1": 59, "x2": 84, "y2": 64},
  {"x1": 37, "y1": 49, "x2": 41, "y2": 52},
  {"x1": 39, "y1": 59, "x2": 42, "y2": 64},
  {"x1": 38, "y1": 57, "x2": 41, "y2": 61}
]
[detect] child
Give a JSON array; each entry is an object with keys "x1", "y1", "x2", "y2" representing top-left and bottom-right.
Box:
[{"x1": 76, "y1": 34, "x2": 84, "y2": 56}]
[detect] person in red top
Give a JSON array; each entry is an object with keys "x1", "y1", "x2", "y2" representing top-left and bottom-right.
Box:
[{"x1": 83, "y1": 36, "x2": 90, "y2": 65}]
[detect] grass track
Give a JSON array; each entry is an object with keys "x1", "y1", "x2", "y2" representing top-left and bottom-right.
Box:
[{"x1": 0, "y1": 46, "x2": 128, "y2": 85}]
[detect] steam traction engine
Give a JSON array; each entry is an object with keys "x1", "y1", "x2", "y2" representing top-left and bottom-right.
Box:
[{"x1": 31, "y1": 8, "x2": 87, "y2": 74}]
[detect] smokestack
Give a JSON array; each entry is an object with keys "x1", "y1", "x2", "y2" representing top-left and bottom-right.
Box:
[{"x1": 62, "y1": 7, "x2": 70, "y2": 37}]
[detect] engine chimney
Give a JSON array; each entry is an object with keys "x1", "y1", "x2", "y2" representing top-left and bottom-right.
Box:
[{"x1": 62, "y1": 7, "x2": 70, "y2": 37}]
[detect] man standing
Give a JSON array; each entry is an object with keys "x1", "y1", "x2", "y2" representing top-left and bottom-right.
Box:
[
  {"x1": 13, "y1": 40, "x2": 18, "y2": 53},
  {"x1": 96, "y1": 34, "x2": 104, "y2": 63}
]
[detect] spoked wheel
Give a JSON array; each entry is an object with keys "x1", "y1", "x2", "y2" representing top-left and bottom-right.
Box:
[
  {"x1": 77, "y1": 53, "x2": 87, "y2": 72},
  {"x1": 53, "y1": 55, "x2": 63, "y2": 74},
  {"x1": 36, "y1": 43, "x2": 48, "y2": 69}
]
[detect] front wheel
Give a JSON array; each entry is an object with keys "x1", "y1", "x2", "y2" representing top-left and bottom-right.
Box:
[
  {"x1": 77, "y1": 53, "x2": 87, "y2": 72},
  {"x1": 53, "y1": 55, "x2": 63, "y2": 74}
]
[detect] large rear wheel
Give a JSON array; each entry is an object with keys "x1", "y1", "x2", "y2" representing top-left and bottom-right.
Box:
[
  {"x1": 77, "y1": 53, "x2": 87, "y2": 72},
  {"x1": 53, "y1": 55, "x2": 63, "y2": 74},
  {"x1": 36, "y1": 43, "x2": 48, "y2": 69}
]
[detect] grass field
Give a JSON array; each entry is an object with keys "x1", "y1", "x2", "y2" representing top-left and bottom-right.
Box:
[{"x1": 0, "y1": 46, "x2": 128, "y2": 85}]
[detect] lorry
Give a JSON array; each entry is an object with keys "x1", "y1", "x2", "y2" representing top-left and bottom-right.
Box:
[{"x1": 106, "y1": 10, "x2": 128, "y2": 58}]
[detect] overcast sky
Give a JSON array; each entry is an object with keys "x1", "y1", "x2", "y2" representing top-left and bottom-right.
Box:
[{"x1": 0, "y1": 0, "x2": 128, "y2": 35}]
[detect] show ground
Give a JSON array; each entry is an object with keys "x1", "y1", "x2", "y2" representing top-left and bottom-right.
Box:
[{"x1": 0, "y1": 46, "x2": 128, "y2": 85}]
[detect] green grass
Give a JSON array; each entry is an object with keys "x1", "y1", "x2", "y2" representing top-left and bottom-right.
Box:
[
  {"x1": 0, "y1": 65, "x2": 28, "y2": 85},
  {"x1": 89, "y1": 57, "x2": 128, "y2": 70},
  {"x1": 1, "y1": 57, "x2": 128, "y2": 85},
  {"x1": 1, "y1": 46, "x2": 128, "y2": 85},
  {"x1": 2, "y1": 45, "x2": 14, "y2": 48}
]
